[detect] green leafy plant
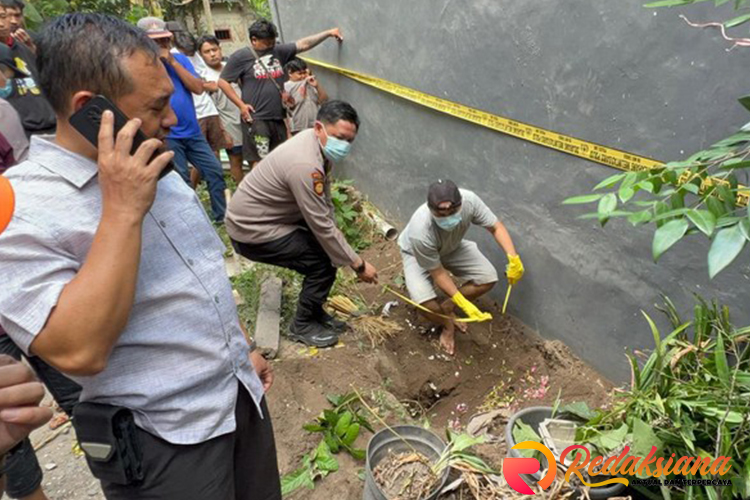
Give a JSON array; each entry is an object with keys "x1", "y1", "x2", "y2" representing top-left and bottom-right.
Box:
[
  {"x1": 247, "y1": 0, "x2": 271, "y2": 19},
  {"x1": 643, "y1": 0, "x2": 750, "y2": 29},
  {"x1": 564, "y1": 112, "x2": 750, "y2": 278},
  {"x1": 512, "y1": 421, "x2": 546, "y2": 461},
  {"x1": 280, "y1": 440, "x2": 339, "y2": 496},
  {"x1": 331, "y1": 179, "x2": 377, "y2": 251},
  {"x1": 303, "y1": 393, "x2": 374, "y2": 460},
  {"x1": 281, "y1": 392, "x2": 373, "y2": 497},
  {"x1": 569, "y1": 297, "x2": 750, "y2": 500},
  {"x1": 432, "y1": 430, "x2": 496, "y2": 475}
]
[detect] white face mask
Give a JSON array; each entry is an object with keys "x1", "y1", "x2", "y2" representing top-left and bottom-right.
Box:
[
  {"x1": 432, "y1": 208, "x2": 462, "y2": 230},
  {"x1": 317, "y1": 122, "x2": 352, "y2": 162}
]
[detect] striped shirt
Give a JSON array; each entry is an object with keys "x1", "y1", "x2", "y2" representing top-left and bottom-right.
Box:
[{"x1": 0, "y1": 136, "x2": 265, "y2": 444}]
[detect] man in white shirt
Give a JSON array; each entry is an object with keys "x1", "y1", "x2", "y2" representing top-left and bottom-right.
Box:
[{"x1": 197, "y1": 35, "x2": 245, "y2": 183}]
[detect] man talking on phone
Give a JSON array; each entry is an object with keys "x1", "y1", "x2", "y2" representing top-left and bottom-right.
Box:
[{"x1": 0, "y1": 13, "x2": 281, "y2": 500}]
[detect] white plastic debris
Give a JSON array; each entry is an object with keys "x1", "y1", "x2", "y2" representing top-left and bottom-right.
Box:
[{"x1": 382, "y1": 301, "x2": 399, "y2": 317}]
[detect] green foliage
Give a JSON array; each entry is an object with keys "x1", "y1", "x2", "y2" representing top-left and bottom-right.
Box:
[
  {"x1": 432, "y1": 430, "x2": 496, "y2": 476},
  {"x1": 564, "y1": 109, "x2": 750, "y2": 277},
  {"x1": 247, "y1": 0, "x2": 271, "y2": 19},
  {"x1": 572, "y1": 298, "x2": 750, "y2": 500},
  {"x1": 331, "y1": 179, "x2": 377, "y2": 252},
  {"x1": 643, "y1": 0, "x2": 750, "y2": 29},
  {"x1": 231, "y1": 263, "x2": 303, "y2": 333},
  {"x1": 280, "y1": 441, "x2": 339, "y2": 497},
  {"x1": 24, "y1": 0, "x2": 151, "y2": 29},
  {"x1": 282, "y1": 392, "x2": 373, "y2": 496},
  {"x1": 512, "y1": 421, "x2": 545, "y2": 460}
]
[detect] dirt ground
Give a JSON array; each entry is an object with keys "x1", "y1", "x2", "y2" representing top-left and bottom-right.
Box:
[
  {"x1": 269, "y1": 240, "x2": 613, "y2": 499},
  {"x1": 12, "y1": 239, "x2": 613, "y2": 500}
]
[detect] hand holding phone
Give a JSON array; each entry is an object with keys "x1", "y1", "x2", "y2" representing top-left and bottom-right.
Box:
[
  {"x1": 69, "y1": 96, "x2": 174, "y2": 220},
  {"x1": 69, "y1": 95, "x2": 174, "y2": 179}
]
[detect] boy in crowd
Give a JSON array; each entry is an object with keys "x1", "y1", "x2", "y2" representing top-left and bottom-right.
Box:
[{"x1": 284, "y1": 58, "x2": 327, "y2": 135}]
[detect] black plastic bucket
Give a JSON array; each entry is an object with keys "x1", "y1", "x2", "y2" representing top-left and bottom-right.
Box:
[{"x1": 363, "y1": 425, "x2": 450, "y2": 500}]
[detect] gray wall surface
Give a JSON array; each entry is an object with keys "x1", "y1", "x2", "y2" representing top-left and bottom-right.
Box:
[{"x1": 272, "y1": 0, "x2": 750, "y2": 382}]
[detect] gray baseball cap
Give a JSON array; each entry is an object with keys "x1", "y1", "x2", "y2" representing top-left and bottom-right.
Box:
[{"x1": 137, "y1": 17, "x2": 172, "y2": 39}]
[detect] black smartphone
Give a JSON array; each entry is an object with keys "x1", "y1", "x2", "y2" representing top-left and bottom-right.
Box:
[{"x1": 69, "y1": 95, "x2": 174, "y2": 179}]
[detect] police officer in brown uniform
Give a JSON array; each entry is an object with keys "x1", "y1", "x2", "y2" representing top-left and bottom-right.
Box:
[{"x1": 226, "y1": 101, "x2": 378, "y2": 347}]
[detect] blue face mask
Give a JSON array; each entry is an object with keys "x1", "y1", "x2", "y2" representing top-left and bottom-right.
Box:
[
  {"x1": 0, "y1": 79, "x2": 12, "y2": 99},
  {"x1": 319, "y1": 125, "x2": 352, "y2": 162},
  {"x1": 433, "y1": 210, "x2": 462, "y2": 231}
]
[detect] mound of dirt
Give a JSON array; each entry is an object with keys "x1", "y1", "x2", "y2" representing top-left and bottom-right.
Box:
[{"x1": 267, "y1": 241, "x2": 613, "y2": 499}]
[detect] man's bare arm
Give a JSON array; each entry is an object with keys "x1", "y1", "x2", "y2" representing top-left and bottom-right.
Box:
[
  {"x1": 204, "y1": 80, "x2": 219, "y2": 92},
  {"x1": 163, "y1": 54, "x2": 204, "y2": 95},
  {"x1": 295, "y1": 28, "x2": 343, "y2": 53},
  {"x1": 218, "y1": 79, "x2": 253, "y2": 121},
  {"x1": 487, "y1": 220, "x2": 517, "y2": 256},
  {"x1": 429, "y1": 266, "x2": 460, "y2": 298}
]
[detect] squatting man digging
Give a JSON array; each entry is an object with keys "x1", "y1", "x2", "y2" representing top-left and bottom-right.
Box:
[{"x1": 398, "y1": 179, "x2": 524, "y2": 354}]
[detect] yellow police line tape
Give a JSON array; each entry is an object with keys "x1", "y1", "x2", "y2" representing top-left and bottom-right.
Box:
[{"x1": 303, "y1": 58, "x2": 749, "y2": 207}]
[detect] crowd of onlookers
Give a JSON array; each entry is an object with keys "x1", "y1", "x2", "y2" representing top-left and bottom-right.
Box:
[
  {"x1": 0, "y1": 9, "x2": 335, "y2": 499},
  {"x1": 1, "y1": 9, "x2": 329, "y2": 182}
]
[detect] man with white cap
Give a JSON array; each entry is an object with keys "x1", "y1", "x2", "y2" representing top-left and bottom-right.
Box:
[{"x1": 398, "y1": 180, "x2": 525, "y2": 355}]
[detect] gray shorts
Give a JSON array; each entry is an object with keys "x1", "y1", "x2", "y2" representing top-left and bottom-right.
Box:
[{"x1": 401, "y1": 240, "x2": 499, "y2": 304}]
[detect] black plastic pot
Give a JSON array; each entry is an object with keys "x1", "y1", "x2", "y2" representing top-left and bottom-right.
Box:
[
  {"x1": 505, "y1": 406, "x2": 627, "y2": 500},
  {"x1": 363, "y1": 425, "x2": 450, "y2": 500}
]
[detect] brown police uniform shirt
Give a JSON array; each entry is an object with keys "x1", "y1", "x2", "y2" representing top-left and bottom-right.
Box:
[{"x1": 226, "y1": 129, "x2": 358, "y2": 267}]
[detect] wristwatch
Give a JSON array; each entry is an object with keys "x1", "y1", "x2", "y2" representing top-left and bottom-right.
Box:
[
  {"x1": 354, "y1": 260, "x2": 366, "y2": 274},
  {"x1": 248, "y1": 339, "x2": 257, "y2": 353}
]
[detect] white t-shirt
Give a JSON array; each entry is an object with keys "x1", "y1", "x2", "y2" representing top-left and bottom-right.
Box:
[
  {"x1": 203, "y1": 63, "x2": 243, "y2": 147},
  {"x1": 398, "y1": 189, "x2": 498, "y2": 270},
  {"x1": 184, "y1": 51, "x2": 219, "y2": 120}
]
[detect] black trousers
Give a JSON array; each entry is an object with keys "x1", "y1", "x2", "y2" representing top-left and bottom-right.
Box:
[
  {"x1": 0, "y1": 333, "x2": 82, "y2": 498},
  {"x1": 102, "y1": 386, "x2": 281, "y2": 500},
  {"x1": 232, "y1": 229, "x2": 338, "y2": 323}
]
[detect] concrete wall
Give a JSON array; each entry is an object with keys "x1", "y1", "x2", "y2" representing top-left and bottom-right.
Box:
[
  {"x1": 184, "y1": 2, "x2": 252, "y2": 55},
  {"x1": 272, "y1": 0, "x2": 750, "y2": 382}
]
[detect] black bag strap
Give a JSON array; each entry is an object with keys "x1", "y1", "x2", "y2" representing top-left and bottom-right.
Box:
[{"x1": 248, "y1": 45, "x2": 286, "y2": 97}]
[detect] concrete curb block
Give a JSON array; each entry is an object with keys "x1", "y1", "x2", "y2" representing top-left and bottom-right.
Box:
[{"x1": 255, "y1": 276, "x2": 283, "y2": 358}]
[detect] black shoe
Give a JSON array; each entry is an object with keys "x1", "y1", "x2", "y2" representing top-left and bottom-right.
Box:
[
  {"x1": 288, "y1": 321, "x2": 339, "y2": 347},
  {"x1": 318, "y1": 311, "x2": 349, "y2": 333}
]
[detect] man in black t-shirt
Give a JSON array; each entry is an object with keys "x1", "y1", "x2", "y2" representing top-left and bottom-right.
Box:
[{"x1": 220, "y1": 19, "x2": 343, "y2": 167}]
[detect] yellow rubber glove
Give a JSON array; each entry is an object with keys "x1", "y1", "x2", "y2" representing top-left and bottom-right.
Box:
[
  {"x1": 451, "y1": 292, "x2": 493, "y2": 322},
  {"x1": 506, "y1": 254, "x2": 524, "y2": 285}
]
